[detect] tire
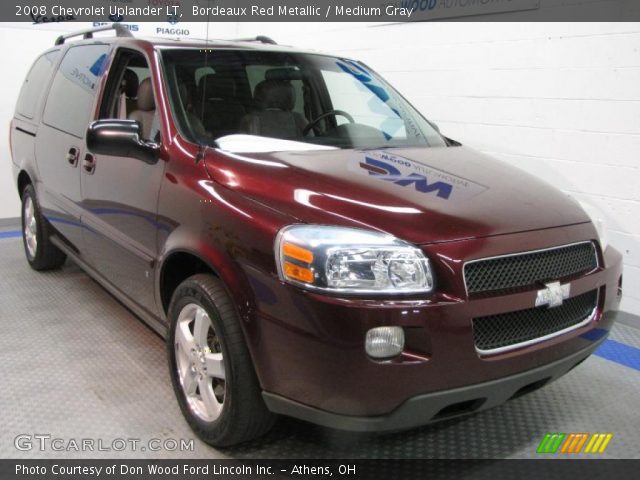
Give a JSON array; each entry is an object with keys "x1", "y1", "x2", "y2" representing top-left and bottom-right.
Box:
[
  {"x1": 21, "y1": 184, "x2": 66, "y2": 271},
  {"x1": 167, "y1": 274, "x2": 275, "y2": 447}
]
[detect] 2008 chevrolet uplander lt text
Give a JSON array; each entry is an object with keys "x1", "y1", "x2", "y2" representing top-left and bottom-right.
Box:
[{"x1": 10, "y1": 25, "x2": 623, "y2": 446}]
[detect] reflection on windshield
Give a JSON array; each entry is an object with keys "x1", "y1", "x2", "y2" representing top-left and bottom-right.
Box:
[{"x1": 162, "y1": 49, "x2": 447, "y2": 151}]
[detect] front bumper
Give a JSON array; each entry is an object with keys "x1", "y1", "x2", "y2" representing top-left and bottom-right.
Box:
[
  {"x1": 262, "y1": 330, "x2": 609, "y2": 431},
  {"x1": 242, "y1": 223, "x2": 623, "y2": 423}
]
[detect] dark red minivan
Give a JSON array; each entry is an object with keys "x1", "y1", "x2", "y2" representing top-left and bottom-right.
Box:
[{"x1": 10, "y1": 25, "x2": 623, "y2": 446}]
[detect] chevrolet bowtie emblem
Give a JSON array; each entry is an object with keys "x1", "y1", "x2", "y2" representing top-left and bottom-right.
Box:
[{"x1": 535, "y1": 281, "x2": 570, "y2": 308}]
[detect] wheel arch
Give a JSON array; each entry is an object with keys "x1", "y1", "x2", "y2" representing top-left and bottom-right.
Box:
[
  {"x1": 159, "y1": 249, "x2": 223, "y2": 314},
  {"x1": 157, "y1": 244, "x2": 256, "y2": 326},
  {"x1": 17, "y1": 170, "x2": 33, "y2": 198}
]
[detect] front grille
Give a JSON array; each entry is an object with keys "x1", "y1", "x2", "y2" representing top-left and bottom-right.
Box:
[
  {"x1": 472, "y1": 289, "x2": 598, "y2": 353},
  {"x1": 464, "y1": 242, "x2": 597, "y2": 295}
]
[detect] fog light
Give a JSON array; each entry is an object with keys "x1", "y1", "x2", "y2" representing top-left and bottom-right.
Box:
[{"x1": 365, "y1": 327, "x2": 404, "y2": 359}]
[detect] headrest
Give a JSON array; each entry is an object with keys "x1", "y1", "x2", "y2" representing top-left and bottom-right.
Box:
[
  {"x1": 265, "y1": 68, "x2": 303, "y2": 81},
  {"x1": 199, "y1": 74, "x2": 235, "y2": 99},
  {"x1": 121, "y1": 68, "x2": 139, "y2": 98},
  {"x1": 137, "y1": 78, "x2": 155, "y2": 111},
  {"x1": 254, "y1": 80, "x2": 295, "y2": 111}
]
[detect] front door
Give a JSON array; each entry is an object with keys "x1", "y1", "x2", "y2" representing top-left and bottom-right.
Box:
[{"x1": 80, "y1": 48, "x2": 165, "y2": 316}]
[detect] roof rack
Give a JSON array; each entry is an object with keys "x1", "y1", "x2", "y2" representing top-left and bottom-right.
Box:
[
  {"x1": 230, "y1": 36, "x2": 277, "y2": 45},
  {"x1": 55, "y1": 23, "x2": 133, "y2": 46}
]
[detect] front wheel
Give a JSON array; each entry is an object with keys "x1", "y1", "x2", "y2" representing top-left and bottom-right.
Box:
[
  {"x1": 21, "y1": 184, "x2": 66, "y2": 271},
  {"x1": 167, "y1": 274, "x2": 275, "y2": 447}
]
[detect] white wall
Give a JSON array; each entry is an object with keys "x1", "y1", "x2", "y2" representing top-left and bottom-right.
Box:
[{"x1": 0, "y1": 20, "x2": 638, "y2": 315}]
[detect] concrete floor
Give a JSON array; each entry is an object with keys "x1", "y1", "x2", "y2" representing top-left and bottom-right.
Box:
[{"x1": 1, "y1": 232, "x2": 639, "y2": 460}]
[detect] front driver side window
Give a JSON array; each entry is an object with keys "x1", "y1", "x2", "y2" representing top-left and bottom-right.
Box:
[{"x1": 99, "y1": 50, "x2": 159, "y2": 142}]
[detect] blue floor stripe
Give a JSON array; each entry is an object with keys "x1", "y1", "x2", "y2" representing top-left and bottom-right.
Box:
[
  {"x1": 0, "y1": 230, "x2": 21, "y2": 239},
  {"x1": 595, "y1": 339, "x2": 640, "y2": 371}
]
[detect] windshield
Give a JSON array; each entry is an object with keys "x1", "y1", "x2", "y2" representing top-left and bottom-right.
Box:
[{"x1": 161, "y1": 48, "x2": 447, "y2": 150}]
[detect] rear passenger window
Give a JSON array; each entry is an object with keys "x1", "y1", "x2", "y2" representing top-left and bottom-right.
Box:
[
  {"x1": 43, "y1": 44, "x2": 110, "y2": 138},
  {"x1": 16, "y1": 50, "x2": 60, "y2": 119}
]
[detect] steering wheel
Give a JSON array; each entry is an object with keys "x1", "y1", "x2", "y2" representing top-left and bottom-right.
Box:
[{"x1": 303, "y1": 110, "x2": 355, "y2": 136}]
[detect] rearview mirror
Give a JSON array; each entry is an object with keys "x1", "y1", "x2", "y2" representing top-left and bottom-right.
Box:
[{"x1": 86, "y1": 120, "x2": 159, "y2": 165}]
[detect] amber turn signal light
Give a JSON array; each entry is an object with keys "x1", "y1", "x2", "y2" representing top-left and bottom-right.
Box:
[
  {"x1": 283, "y1": 242, "x2": 314, "y2": 264},
  {"x1": 283, "y1": 261, "x2": 314, "y2": 284}
]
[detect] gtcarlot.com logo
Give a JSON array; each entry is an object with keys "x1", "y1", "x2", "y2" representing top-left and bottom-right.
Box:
[
  {"x1": 14, "y1": 434, "x2": 194, "y2": 453},
  {"x1": 537, "y1": 432, "x2": 613, "y2": 454}
]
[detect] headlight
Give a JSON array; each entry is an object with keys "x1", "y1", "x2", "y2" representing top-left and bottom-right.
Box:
[
  {"x1": 578, "y1": 201, "x2": 608, "y2": 251},
  {"x1": 275, "y1": 225, "x2": 434, "y2": 295}
]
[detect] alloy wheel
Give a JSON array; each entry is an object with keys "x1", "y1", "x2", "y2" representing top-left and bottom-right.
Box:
[
  {"x1": 174, "y1": 303, "x2": 226, "y2": 422},
  {"x1": 23, "y1": 195, "x2": 37, "y2": 259}
]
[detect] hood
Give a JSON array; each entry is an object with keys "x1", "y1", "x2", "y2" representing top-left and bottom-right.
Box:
[{"x1": 204, "y1": 140, "x2": 589, "y2": 244}]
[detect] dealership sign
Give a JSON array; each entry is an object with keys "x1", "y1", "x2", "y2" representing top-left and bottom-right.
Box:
[{"x1": 385, "y1": 0, "x2": 541, "y2": 21}]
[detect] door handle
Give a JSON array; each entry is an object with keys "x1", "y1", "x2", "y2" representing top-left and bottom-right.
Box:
[
  {"x1": 83, "y1": 153, "x2": 96, "y2": 175},
  {"x1": 66, "y1": 147, "x2": 79, "y2": 167}
]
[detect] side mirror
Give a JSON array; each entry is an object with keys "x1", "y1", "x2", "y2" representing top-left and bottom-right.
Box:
[{"x1": 86, "y1": 120, "x2": 159, "y2": 165}]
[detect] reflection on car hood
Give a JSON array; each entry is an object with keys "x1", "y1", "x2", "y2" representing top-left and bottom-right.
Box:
[
  {"x1": 204, "y1": 145, "x2": 590, "y2": 244},
  {"x1": 216, "y1": 134, "x2": 339, "y2": 153}
]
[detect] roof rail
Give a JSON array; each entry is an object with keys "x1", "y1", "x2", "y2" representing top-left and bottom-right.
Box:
[
  {"x1": 231, "y1": 36, "x2": 277, "y2": 45},
  {"x1": 54, "y1": 23, "x2": 133, "y2": 46}
]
